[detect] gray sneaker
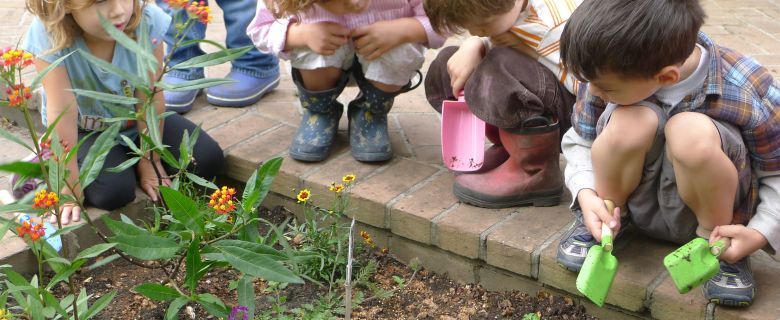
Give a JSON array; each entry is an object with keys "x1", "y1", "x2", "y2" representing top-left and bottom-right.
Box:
[
  {"x1": 556, "y1": 208, "x2": 629, "y2": 272},
  {"x1": 704, "y1": 258, "x2": 755, "y2": 307}
]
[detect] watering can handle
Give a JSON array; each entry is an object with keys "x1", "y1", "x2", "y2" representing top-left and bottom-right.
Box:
[
  {"x1": 600, "y1": 200, "x2": 616, "y2": 252},
  {"x1": 710, "y1": 238, "x2": 731, "y2": 256}
]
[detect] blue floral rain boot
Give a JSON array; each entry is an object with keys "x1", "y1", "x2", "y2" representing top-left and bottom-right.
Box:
[
  {"x1": 348, "y1": 67, "x2": 420, "y2": 162},
  {"x1": 289, "y1": 68, "x2": 349, "y2": 162}
]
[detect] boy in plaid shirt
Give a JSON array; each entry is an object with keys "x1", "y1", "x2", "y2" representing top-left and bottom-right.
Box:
[{"x1": 556, "y1": 0, "x2": 780, "y2": 306}]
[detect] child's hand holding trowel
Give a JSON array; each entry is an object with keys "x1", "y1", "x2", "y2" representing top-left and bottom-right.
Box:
[
  {"x1": 709, "y1": 225, "x2": 768, "y2": 264},
  {"x1": 577, "y1": 189, "x2": 623, "y2": 242}
]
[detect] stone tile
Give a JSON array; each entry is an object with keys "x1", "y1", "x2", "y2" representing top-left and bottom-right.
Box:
[
  {"x1": 477, "y1": 265, "x2": 542, "y2": 294},
  {"x1": 186, "y1": 106, "x2": 244, "y2": 131},
  {"x1": 414, "y1": 145, "x2": 446, "y2": 166},
  {"x1": 301, "y1": 153, "x2": 384, "y2": 209},
  {"x1": 712, "y1": 35, "x2": 763, "y2": 55},
  {"x1": 253, "y1": 101, "x2": 299, "y2": 126},
  {"x1": 714, "y1": 256, "x2": 780, "y2": 320},
  {"x1": 272, "y1": 135, "x2": 353, "y2": 195},
  {"x1": 538, "y1": 222, "x2": 580, "y2": 296},
  {"x1": 606, "y1": 235, "x2": 677, "y2": 312},
  {"x1": 390, "y1": 235, "x2": 478, "y2": 284},
  {"x1": 393, "y1": 90, "x2": 434, "y2": 114},
  {"x1": 649, "y1": 275, "x2": 709, "y2": 320},
  {"x1": 397, "y1": 113, "x2": 441, "y2": 147},
  {"x1": 349, "y1": 158, "x2": 438, "y2": 227},
  {"x1": 435, "y1": 205, "x2": 515, "y2": 259},
  {"x1": 389, "y1": 172, "x2": 456, "y2": 244},
  {"x1": 225, "y1": 125, "x2": 295, "y2": 181},
  {"x1": 485, "y1": 205, "x2": 572, "y2": 277},
  {"x1": 388, "y1": 131, "x2": 413, "y2": 158},
  {"x1": 208, "y1": 113, "x2": 277, "y2": 150}
]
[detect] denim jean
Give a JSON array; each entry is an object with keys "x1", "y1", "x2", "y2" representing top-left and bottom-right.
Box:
[{"x1": 156, "y1": 0, "x2": 279, "y2": 80}]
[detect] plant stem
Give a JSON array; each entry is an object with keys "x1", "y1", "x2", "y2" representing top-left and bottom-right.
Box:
[{"x1": 67, "y1": 275, "x2": 80, "y2": 320}]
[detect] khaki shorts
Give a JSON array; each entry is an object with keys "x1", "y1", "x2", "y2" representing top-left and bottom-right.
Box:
[{"x1": 596, "y1": 102, "x2": 753, "y2": 244}]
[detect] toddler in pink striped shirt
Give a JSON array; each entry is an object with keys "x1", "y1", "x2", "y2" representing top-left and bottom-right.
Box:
[{"x1": 248, "y1": 0, "x2": 445, "y2": 162}]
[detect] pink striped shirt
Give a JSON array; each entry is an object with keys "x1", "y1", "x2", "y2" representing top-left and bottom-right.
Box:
[{"x1": 247, "y1": 0, "x2": 446, "y2": 59}]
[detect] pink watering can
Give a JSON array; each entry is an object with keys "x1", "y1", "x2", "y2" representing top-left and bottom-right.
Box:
[{"x1": 441, "y1": 92, "x2": 486, "y2": 171}]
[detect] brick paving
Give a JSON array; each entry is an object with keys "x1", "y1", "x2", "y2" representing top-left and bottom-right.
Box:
[{"x1": 1, "y1": 1, "x2": 780, "y2": 319}]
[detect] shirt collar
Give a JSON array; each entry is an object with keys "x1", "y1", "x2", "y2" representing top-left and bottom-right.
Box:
[{"x1": 698, "y1": 32, "x2": 724, "y2": 96}]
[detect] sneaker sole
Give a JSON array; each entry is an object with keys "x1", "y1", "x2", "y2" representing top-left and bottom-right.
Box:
[
  {"x1": 708, "y1": 294, "x2": 754, "y2": 307},
  {"x1": 206, "y1": 78, "x2": 280, "y2": 107},
  {"x1": 165, "y1": 89, "x2": 201, "y2": 109},
  {"x1": 453, "y1": 185, "x2": 562, "y2": 208}
]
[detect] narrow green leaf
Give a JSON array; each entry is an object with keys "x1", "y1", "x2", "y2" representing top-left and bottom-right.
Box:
[
  {"x1": 184, "y1": 236, "x2": 201, "y2": 291},
  {"x1": 144, "y1": 99, "x2": 163, "y2": 148},
  {"x1": 43, "y1": 257, "x2": 71, "y2": 266},
  {"x1": 106, "y1": 157, "x2": 140, "y2": 173},
  {"x1": 159, "y1": 186, "x2": 204, "y2": 233},
  {"x1": 41, "y1": 291, "x2": 68, "y2": 317},
  {"x1": 165, "y1": 297, "x2": 189, "y2": 320},
  {"x1": 0, "y1": 161, "x2": 43, "y2": 177},
  {"x1": 120, "y1": 134, "x2": 143, "y2": 156},
  {"x1": 173, "y1": 46, "x2": 253, "y2": 70},
  {"x1": 184, "y1": 172, "x2": 217, "y2": 190},
  {"x1": 242, "y1": 157, "x2": 283, "y2": 212},
  {"x1": 0, "y1": 203, "x2": 34, "y2": 215},
  {"x1": 159, "y1": 78, "x2": 236, "y2": 92},
  {"x1": 74, "y1": 243, "x2": 117, "y2": 261},
  {"x1": 46, "y1": 260, "x2": 85, "y2": 290},
  {"x1": 178, "y1": 38, "x2": 228, "y2": 52},
  {"x1": 0, "y1": 127, "x2": 33, "y2": 152},
  {"x1": 237, "y1": 275, "x2": 255, "y2": 319},
  {"x1": 30, "y1": 52, "x2": 76, "y2": 90},
  {"x1": 178, "y1": 129, "x2": 191, "y2": 169},
  {"x1": 79, "y1": 123, "x2": 120, "y2": 189},
  {"x1": 88, "y1": 253, "x2": 120, "y2": 271},
  {"x1": 68, "y1": 89, "x2": 139, "y2": 105},
  {"x1": 215, "y1": 244, "x2": 302, "y2": 284},
  {"x1": 134, "y1": 283, "x2": 181, "y2": 301},
  {"x1": 82, "y1": 290, "x2": 116, "y2": 319},
  {"x1": 102, "y1": 216, "x2": 146, "y2": 236},
  {"x1": 110, "y1": 234, "x2": 180, "y2": 260},
  {"x1": 30, "y1": 294, "x2": 44, "y2": 320},
  {"x1": 213, "y1": 240, "x2": 285, "y2": 258},
  {"x1": 64, "y1": 130, "x2": 96, "y2": 165},
  {"x1": 79, "y1": 47, "x2": 145, "y2": 88},
  {"x1": 46, "y1": 223, "x2": 82, "y2": 238},
  {"x1": 76, "y1": 287, "x2": 89, "y2": 317},
  {"x1": 0, "y1": 215, "x2": 16, "y2": 241},
  {"x1": 40, "y1": 104, "x2": 70, "y2": 147},
  {"x1": 195, "y1": 293, "x2": 229, "y2": 318}
]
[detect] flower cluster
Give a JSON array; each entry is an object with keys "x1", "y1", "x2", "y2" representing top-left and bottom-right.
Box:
[
  {"x1": 360, "y1": 230, "x2": 375, "y2": 248},
  {"x1": 6, "y1": 84, "x2": 31, "y2": 107},
  {"x1": 209, "y1": 186, "x2": 236, "y2": 214},
  {"x1": 228, "y1": 305, "x2": 249, "y2": 320},
  {"x1": 1, "y1": 48, "x2": 33, "y2": 69},
  {"x1": 296, "y1": 189, "x2": 310, "y2": 203},
  {"x1": 32, "y1": 190, "x2": 59, "y2": 210},
  {"x1": 0, "y1": 308, "x2": 9, "y2": 320},
  {"x1": 342, "y1": 174, "x2": 356, "y2": 184},
  {"x1": 17, "y1": 220, "x2": 45, "y2": 241},
  {"x1": 163, "y1": 0, "x2": 212, "y2": 24}
]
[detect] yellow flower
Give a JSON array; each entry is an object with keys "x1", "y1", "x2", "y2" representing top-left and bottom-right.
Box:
[
  {"x1": 32, "y1": 190, "x2": 59, "y2": 210},
  {"x1": 342, "y1": 174, "x2": 356, "y2": 184},
  {"x1": 297, "y1": 189, "x2": 311, "y2": 203},
  {"x1": 329, "y1": 183, "x2": 344, "y2": 193},
  {"x1": 0, "y1": 308, "x2": 8, "y2": 320}
]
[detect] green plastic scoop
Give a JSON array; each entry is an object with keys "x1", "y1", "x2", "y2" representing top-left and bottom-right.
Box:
[
  {"x1": 576, "y1": 201, "x2": 619, "y2": 307},
  {"x1": 663, "y1": 237, "x2": 729, "y2": 294}
]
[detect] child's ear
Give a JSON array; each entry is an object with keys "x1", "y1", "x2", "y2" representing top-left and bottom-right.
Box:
[{"x1": 654, "y1": 66, "x2": 680, "y2": 86}]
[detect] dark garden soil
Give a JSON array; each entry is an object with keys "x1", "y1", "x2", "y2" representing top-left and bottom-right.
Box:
[{"x1": 51, "y1": 206, "x2": 596, "y2": 320}]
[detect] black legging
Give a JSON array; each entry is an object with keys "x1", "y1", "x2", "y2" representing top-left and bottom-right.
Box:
[{"x1": 76, "y1": 114, "x2": 224, "y2": 210}]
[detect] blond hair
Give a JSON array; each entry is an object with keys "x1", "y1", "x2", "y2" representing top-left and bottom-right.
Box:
[
  {"x1": 263, "y1": 0, "x2": 320, "y2": 19},
  {"x1": 25, "y1": 0, "x2": 144, "y2": 53},
  {"x1": 423, "y1": 0, "x2": 516, "y2": 34}
]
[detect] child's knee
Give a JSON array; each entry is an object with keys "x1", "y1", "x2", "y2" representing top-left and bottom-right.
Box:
[
  {"x1": 595, "y1": 105, "x2": 659, "y2": 154},
  {"x1": 665, "y1": 112, "x2": 722, "y2": 167},
  {"x1": 297, "y1": 67, "x2": 344, "y2": 91}
]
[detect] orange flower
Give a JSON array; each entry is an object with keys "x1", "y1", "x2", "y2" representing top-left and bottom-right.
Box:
[
  {"x1": 162, "y1": 0, "x2": 211, "y2": 24},
  {"x1": 6, "y1": 84, "x2": 31, "y2": 107},
  {"x1": 209, "y1": 186, "x2": 236, "y2": 214},
  {"x1": 32, "y1": 190, "x2": 59, "y2": 210},
  {"x1": 17, "y1": 220, "x2": 45, "y2": 242},
  {"x1": 163, "y1": 0, "x2": 190, "y2": 9},
  {"x1": 360, "y1": 230, "x2": 375, "y2": 248},
  {"x1": 1, "y1": 48, "x2": 33, "y2": 69},
  {"x1": 296, "y1": 189, "x2": 311, "y2": 203}
]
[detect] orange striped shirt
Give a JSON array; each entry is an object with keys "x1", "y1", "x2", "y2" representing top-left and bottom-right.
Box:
[{"x1": 509, "y1": 0, "x2": 583, "y2": 94}]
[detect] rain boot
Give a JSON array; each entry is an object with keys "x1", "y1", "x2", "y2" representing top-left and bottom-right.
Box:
[
  {"x1": 453, "y1": 117, "x2": 563, "y2": 208},
  {"x1": 348, "y1": 67, "x2": 420, "y2": 162},
  {"x1": 474, "y1": 124, "x2": 509, "y2": 173},
  {"x1": 289, "y1": 68, "x2": 349, "y2": 162}
]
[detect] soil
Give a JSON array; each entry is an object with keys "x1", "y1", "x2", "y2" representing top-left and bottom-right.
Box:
[{"x1": 48, "y1": 206, "x2": 596, "y2": 320}]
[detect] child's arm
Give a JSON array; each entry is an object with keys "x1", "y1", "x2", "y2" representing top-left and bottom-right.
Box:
[
  {"x1": 712, "y1": 170, "x2": 779, "y2": 263},
  {"x1": 135, "y1": 44, "x2": 172, "y2": 202},
  {"x1": 446, "y1": 37, "x2": 486, "y2": 96},
  {"x1": 34, "y1": 59, "x2": 83, "y2": 225}
]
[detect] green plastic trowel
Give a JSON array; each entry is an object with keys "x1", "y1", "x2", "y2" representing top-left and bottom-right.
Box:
[
  {"x1": 664, "y1": 237, "x2": 729, "y2": 294},
  {"x1": 576, "y1": 200, "x2": 619, "y2": 307}
]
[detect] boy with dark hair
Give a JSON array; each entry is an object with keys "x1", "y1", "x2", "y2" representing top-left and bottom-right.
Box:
[
  {"x1": 423, "y1": 0, "x2": 583, "y2": 208},
  {"x1": 556, "y1": 0, "x2": 780, "y2": 306}
]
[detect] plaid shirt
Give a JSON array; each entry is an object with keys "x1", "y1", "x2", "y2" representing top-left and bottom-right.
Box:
[{"x1": 571, "y1": 33, "x2": 780, "y2": 224}]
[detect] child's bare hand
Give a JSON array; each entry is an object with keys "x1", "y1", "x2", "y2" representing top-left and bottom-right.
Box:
[
  {"x1": 710, "y1": 225, "x2": 767, "y2": 264},
  {"x1": 352, "y1": 20, "x2": 406, "y2": 60},
  {"x1": 447, "y1": 37, "x2": 484, "y2": 96},
  {"x1": 577, "y1": 189, "x2": 621, "y2": 242},
  {"x1": 290, "y1": 22, "x2": 350, "y2": 56},
  {"x1": 137, "y1": 157, "x2": 171, "y2": 202},
  {"x1": 49, "y1": 202, "x2": 81, "y2": 225}
]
